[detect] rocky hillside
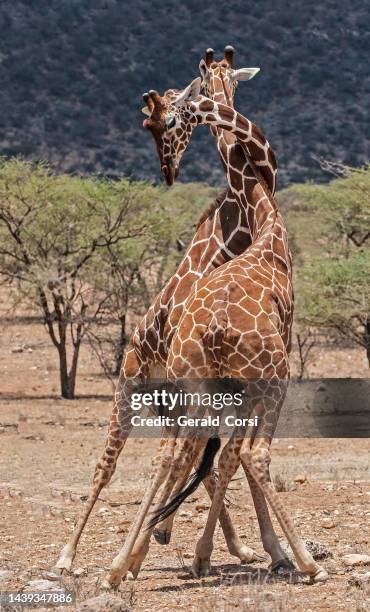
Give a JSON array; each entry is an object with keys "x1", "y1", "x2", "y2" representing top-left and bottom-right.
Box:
[{"x1": 0, "y1": 1, "x2": 369, "y2": 186}]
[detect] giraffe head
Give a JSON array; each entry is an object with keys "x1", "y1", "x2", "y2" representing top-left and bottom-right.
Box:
[
  {"x1": 142, "y1": 78, "x2": 201, "y2": 186},
  {"x1": 199, "y1": 46, "x2": 260, "y2": 107}
]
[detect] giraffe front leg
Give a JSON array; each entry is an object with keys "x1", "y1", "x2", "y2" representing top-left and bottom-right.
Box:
[
  {"x1": 55, "y1": 424, "x2": 125, "y2": 573},
  {"x1": 122, "y1": 436, "x2": 179, "y2": 579},
  {"x1": 124, "y1": 437, "x2": 204, "y2": 580},
  {"x1": 102, "y1": 436, "x2": 177, "y2": 589},
  {"x1": 54, "y1": 348, "x2": 144, "y2": 573},
  {"x1": 240, "y1": 437, "x2": 328, "y2": 583}
]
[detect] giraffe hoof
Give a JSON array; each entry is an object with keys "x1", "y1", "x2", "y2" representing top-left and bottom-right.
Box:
[
  {"x1": 45, "y1": 569, "x2": 64, "y2": 582},
  {"x1": 127, "y1": 558, "x2": 143, "y2": 580},
  {"x1": 100, "y1": 576, "x2": 120, "y2": 591},
  {"x1": 310, "y1": 567, "x2": 329, "y2": 584},
  {"x1": 153, "y1": 528, "x2": 172, "y2": 545},
  {"x1": 250, "y1": 551, "x2": 268, "y2": 564},
  {"x1": 100, "y1": 578, "x2": 115, "y2": 590},
  {"x1": 191, "y1": 556, "x2": 211, "y2": 578},
  {"x1": 53, "y1": 564, "x2": 72, "y2": 576},
  {"x1": 54, "y1": 546, "x2": 74, "y2": 573},
  {"x1": 235, "y1": 545, "x2": 267, "y2": 564},
  {"x1": 269, "y1": 558, "x2": 296, "y2": 574},
  {"x1": 49, "y1": 568, "x2": 63, "y2": 577}
]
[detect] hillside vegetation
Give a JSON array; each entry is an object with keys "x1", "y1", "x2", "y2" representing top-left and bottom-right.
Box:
[{"x1": 0, "y1": 1, "x2": 369, "y2": 186}]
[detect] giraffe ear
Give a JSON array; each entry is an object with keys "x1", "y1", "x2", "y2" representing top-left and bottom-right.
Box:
[
  {"x1": 141, "y1": 106, "x2": 151, "y2": 116},
  {"x1": 173, "y1": 77, "x2": 201, "y2": 105},
  {"x1": 199, "y1": 59, "x2": 210, "y2": 83},
  {"x1": 230, "y1": 67, "x2": 260, "y2": 82}
]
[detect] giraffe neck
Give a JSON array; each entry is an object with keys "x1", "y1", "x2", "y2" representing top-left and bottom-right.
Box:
[
  {"x1": 185, "y1": 73, "x2": 254, "y2": 264},
  {"x1": 190, "y1": 96, "x2": 279, "y2": 241},
  {"x1": 207, "y1": 73, "x2": 237, "y2": 174},
  {"x1": 198, "y1": 72, "x2": 277, "y2": 250},
  {"x1": 193, "y1": 93, "x2": 277, "y2": 196}
]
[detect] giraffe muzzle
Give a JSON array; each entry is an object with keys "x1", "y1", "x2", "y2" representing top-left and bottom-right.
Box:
[{"x1": 161, "y1": 162, "x2": 178, "y2": 186}]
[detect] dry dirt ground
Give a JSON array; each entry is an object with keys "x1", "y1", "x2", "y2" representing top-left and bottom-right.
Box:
[{"x1": 0, "y1": 314, "x2": 369, "y2": 611}]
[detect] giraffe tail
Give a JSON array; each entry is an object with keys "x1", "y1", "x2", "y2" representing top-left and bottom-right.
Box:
[{"x1": 147, "y1": 436, "x2": 221, "y2": 528}]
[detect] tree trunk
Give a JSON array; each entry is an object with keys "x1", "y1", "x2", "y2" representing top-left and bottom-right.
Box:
[
  {"x1": 58, "y1": 341, "x2": 80, "y2": 399},
  {"x1": 67, "y1": 341, "x2": 81, "y2": 399},
  {"x1": 58, "y1": 344, "x2": 73, "y2": 399}
]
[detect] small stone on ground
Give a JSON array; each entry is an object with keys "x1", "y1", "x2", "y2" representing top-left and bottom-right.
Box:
[
  {"x1": 77, "y1": 594, "x2": 130, "y2": 611},
  {"x1": 348, "y1": 571, "x2": 370, "y2": 587},
  {"x1": 343, "y1": 554, "x2": 370, "y2": 567}
]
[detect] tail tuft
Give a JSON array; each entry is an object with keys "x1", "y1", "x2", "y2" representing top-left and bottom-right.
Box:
[{"x1": 148, "y1": 436, "x2": 221, "y2": 529}]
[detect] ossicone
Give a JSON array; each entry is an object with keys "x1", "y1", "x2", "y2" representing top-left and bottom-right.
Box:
[
  {"x1": 205, "y1": 48, "x2": 215, "y2": 67},
  {"x1": 224, "y1": 45, "x2": 235, "y2": 67}
]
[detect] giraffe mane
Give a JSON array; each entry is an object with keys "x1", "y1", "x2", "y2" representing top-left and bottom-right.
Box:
[{"x1": 196, "y1": 188, "x2": 229, "y2": 229}]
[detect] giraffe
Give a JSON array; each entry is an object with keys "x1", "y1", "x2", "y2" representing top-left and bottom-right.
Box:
[
  {"x1": 102, "y1": 80, "x2": 329, "y2": 587},
  {"x1": 123, "y1": 50, "x2": 288, "y2": 575},
  {"x1": 54, "y1": 46, "x2": 275, "y2": 574}
]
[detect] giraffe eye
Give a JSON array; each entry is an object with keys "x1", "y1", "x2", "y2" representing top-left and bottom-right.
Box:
[{"x1": 166, "y1": 116, "x2": 176, "y2": 129}]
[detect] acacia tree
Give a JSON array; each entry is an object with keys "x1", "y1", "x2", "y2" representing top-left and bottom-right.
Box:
[
  {"x1": 86, "y1": 239, "x2": 175, "y2": 381},
  {"x1": 298, "y1": 253, "x2": 370, "y2": 366},
  {"x1": 0, "y1": 159, "x2": 148, "y2": 398},
  {"x1": 292, "y1": 163, "x2": 370, "y2": 366},
  {"x1": 85, "y1": 182, "x2": 218, "y2": 381},
  {"x1": 316, "y1": 161, "x2": 369, "y2": 251},
  {"x1": 86, "y1": 222, "x2": 178, "y2": 381}
]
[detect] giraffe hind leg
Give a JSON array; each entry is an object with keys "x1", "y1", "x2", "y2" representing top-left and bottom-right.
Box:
[
  {"x1": 191, "y1": 439, "x2": 242, "y2": 577},
  {"x1": 153, "y1": 443, "x2": 197, "y2": 544},
  {"x1": 244, "y1": 469, "x2": 294, "y2": 570},
  {"x1": 240, "y1": 438, "x2": 328, "y2": 583}
]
